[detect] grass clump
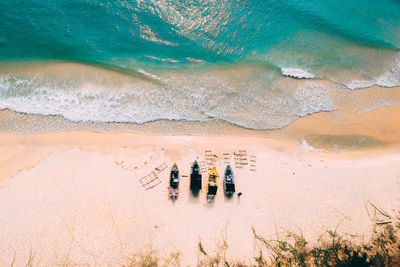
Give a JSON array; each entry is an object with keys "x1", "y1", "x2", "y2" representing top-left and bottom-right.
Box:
[
  {"x1": 197, "y1": 223, "x2": 248, "y2": 267},
  {"x1": 123, "y1": 246, "x2": 181, "y2": 267},
  {"x1": 10, "y1": 209, "x2": 400, "y2": 267},
  {"x1": 252, "y1": 211, "x2": 400, "y2": 266},
  {"x1": 198, "y1": 230, "x2": 230, "y2": 267},
  {"x1": 252, "y1": 227, "x2": 308, "y2": 266}
]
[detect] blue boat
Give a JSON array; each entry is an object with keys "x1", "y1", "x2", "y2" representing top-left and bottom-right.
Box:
[{"x1": 224, "y1": 165, "x2": 235, "y2": 197}]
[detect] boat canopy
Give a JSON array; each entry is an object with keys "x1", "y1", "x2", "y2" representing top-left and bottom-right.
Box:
[
  {"x1": 225, "y1": 183, "x2": 235, "y2": 192},
  {"x1": 208, "y1": 184, "x2": 217, "y2": 195},
  {"x1": 209, "y1": 175, "x2": 217, "y2": 183},
  {"x1": 170, "y1": 172, "x2": 179, "y2": 188},
  {"x1": 191, "y1": 162, "x2": 200, "y2": 174}
]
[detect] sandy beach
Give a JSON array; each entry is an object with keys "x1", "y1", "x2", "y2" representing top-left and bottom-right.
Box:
[
  {"x1": 1, "y1": 129, "x2": 400, "y2": 266},
  {"x1": 1, "y1": 1, "x2": 400, "y2": 265}
]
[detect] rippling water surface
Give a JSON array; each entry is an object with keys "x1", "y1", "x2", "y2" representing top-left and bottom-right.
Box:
[{"x1": 0, "y1": 0, "x2": 399, "y2": 130}]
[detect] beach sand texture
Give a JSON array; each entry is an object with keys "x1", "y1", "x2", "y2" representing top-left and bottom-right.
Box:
[
  {"x1": 1, "y1": 1, "x2": 400, "y2": 265},
  {"x1": 0, "y1": 132, "x2": 399, "y2": 266}
]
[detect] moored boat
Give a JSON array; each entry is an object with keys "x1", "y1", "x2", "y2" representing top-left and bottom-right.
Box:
[
  {"x1": 169, "y1": 163, "x2": 179, "y2": 200},
  {"x1": 190, "y1": 160, "x2": 202, "y2": 196},
  {"x1": 223, "y1": 164, "x2": 235, "y2": 197},
  {"x1": 207, "y1": 167, "x2": 218, "y2": 203}
]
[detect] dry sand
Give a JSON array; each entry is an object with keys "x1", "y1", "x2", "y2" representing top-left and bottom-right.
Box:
[{"x1": 0, "y1": 131, "x2": 400, "y2": 266}]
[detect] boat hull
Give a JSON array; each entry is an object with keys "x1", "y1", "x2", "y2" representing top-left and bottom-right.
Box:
[
  {"x1": 207, "y1": 167, "x2": 218, "y2": 203},
  {"x1": 169, "y1": 164, "x2": 179, "y2": 200},
  {"x1": 223, "y1": 165, "x2": 235, "y2": 198},
  {"x1": 190, "y1": 161, "x2": 202, "y2": 196}
]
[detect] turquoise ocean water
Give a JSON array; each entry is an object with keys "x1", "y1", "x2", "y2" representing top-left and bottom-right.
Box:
[{"x1": 0, "y1": 0, "x2": 400, "y2": 130}]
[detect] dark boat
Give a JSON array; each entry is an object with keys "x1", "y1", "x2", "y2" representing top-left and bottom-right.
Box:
[
  {"x1": 223, "y1": 165, "x2": 235, "y2": 197},
  {"x1": 169, "y1": 163, "x2": 179, "y2": 200},
  {"x1": 190, "y1": 160, "x2": 202, "y2": 196}
]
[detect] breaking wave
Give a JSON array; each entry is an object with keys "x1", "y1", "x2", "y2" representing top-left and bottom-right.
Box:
[{"x1": 0, "y1": 67, "x2": 337, "y2": 130}]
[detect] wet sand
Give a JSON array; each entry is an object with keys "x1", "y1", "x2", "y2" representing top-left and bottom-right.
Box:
[{"x1": 282, "y1": 105, "x2": 400, "y2": 150}]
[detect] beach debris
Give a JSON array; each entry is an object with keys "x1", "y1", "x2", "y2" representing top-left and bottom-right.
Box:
[
  {"x1": 239, "y1": 150, "x2": 248, "y2": 166},
  {"x1": 376, "y1": 221, "x2": 392, "y2": 225},
  {"x1": 368, "y1": 201, "x2": 391, "y2": 218},
  {"x1": 234, "y1": 150, "x2": 247, "y2": 169},
  {"x1": 139, "y1": 162, "x2": 167, "y2": 190},
  {"x1": 115, "y1": 160, "x2": 129, "y2": 170},
  {"x1": 154, "y1": 162, "x2": 168, "y2": 176},
  {"x1": 223, "y1": 153, "x2": 231, "y2": 164},
  {"x1": 199, "y1": 161, "x2": 207, "y2": 173},
  {"x1": 238, "y1": 192, "x2": 242, "y2": 197},
  {"x1": 205, "y1": 150, "x2": 216, "y2": 171},
  {"x1": 234, "y1": 153, "x2": 241, "y2": 168},
  {"x1": 249, "y1": 155, "x2": 256, "y2": 171},
  {"x1": 205, "y1": 150, "x2": 212, "y2": 164},
  {"x1": 140, "y1": 171, "x2": 162, "y2": 190}
]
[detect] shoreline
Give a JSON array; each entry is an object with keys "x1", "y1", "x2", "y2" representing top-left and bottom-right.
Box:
[
  {"x1": 1, "y1": 60, "x2": 400, "y2": 136},
  {"x1": 2, "y1": 103, "x2": 400, "y2": 150},
  {"x1": 2, "y1": 106, "x2": 400, "y2": 185}
]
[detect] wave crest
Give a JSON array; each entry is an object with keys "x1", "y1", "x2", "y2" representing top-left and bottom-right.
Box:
[
  {"x1": 0, "y1": 66, "x2": 337, "y2": 130},
  {"x1": 281, "y1": 68, "x2": 316, "y2": 79}
]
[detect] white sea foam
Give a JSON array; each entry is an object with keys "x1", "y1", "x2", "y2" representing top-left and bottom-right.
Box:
[
  {"x1": 299, "y1": 139, "x2": 328, "y2": 152},
  {"x1": 346, "y1": 80, "x2": 375, "y2": 90},
  {"x1": 0, "y1": 69, "x2": 338, "y2": 130},
  {"x1": 294, "y1": 83, "x2": 336, "y2": 117},
  {"x1": 281, "y1": 68, "x2": 315, "y2": 79},
  {"x1": 186, "y1": 57, "x2": 205, "y2": 63},
  {"x1": 136, "y1": 68, "x2": 165, "y2": 82},
  {"x1": 144, "y1": 55, "x2": 179, "y2": 63},
  {"x1": 0, "y1": 74, "x2": 202, "y2": 124},
  {"x1": 345, "y1": 53, "x2": 400, "y2": 90},
  {"x1": 346, "y1": 75, "x2": 400, "y2": 90}
]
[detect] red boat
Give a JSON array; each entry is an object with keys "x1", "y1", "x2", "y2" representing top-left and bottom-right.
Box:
[{"x1": 169, "y1": 163, "x2": 179, "y2": 200}]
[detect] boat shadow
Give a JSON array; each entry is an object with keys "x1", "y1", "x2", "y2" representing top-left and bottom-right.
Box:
[
  {"x1": 205, "y1": 200, "x2": 216, "y2": 209},
  {"x1": 188, "y1": 190, "x2": 201, "y2": 204},
  {"x1": 224, "y1": 194, "x2": 235, "y2": 203}
]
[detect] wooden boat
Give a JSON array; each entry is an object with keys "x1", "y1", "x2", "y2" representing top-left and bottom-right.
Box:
[
  {"x1": 207, "y1": 167, "x2": 218, "y2": 203},
  {"x1": 169, "y1": 163, "x2": 179, "y2": 200},
  {"x1": 190, "y1": 160, "x2": 202, "y2": 196},
  {"x1": 223, "y1": 164, "x2": 235, "y2": 197}
]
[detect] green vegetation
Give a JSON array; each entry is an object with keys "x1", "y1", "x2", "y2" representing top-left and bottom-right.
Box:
[
  {"x1": 122, "y1": 246, "x2": 181, "y2": 267},
  {"x1": 130, "y1": 217, "x2": 400, "y2": 267},
  {"x1": 16, "y1": 212, "x2": 400, "y2": 266},
  {"x1": 252, "y1": 212, "x2": 400, "y2": 267}
]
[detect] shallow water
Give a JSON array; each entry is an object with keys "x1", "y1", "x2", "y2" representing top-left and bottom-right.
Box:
[{"x1": 0, "y1": 1, "x2": 400, "y2": 131}]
